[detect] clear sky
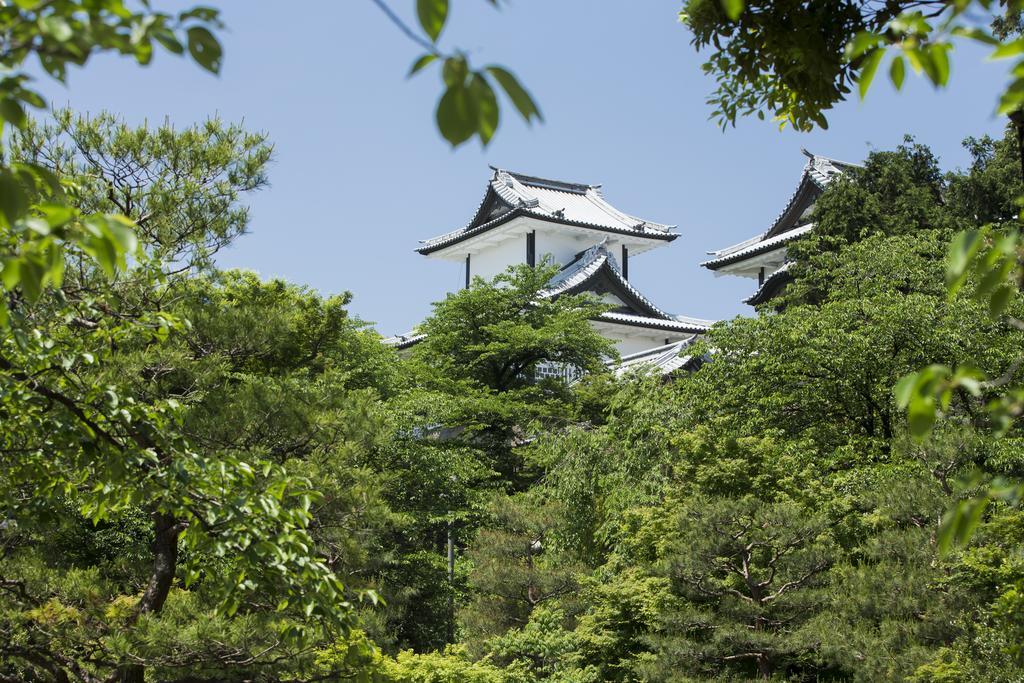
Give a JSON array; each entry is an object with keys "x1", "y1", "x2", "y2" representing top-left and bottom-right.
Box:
[{"x1": 37, "y1": 1, "x2": 1012, "y2": 335}]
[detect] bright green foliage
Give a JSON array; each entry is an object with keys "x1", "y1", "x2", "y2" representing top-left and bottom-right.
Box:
[
  {"x1": 0, "y1": 2, "x2": 223, "y2": 323},
  {"x1": 680, "y1": 0, "x2": 1024, "y2": 554},
  {"x1": 681, "y1": 0, "x2": 864, "y2": 130},
  {"x1": 406, "y1": 262, "x2": 615, "y2": 487},
  {"x1": 10, "y1": 109, "x2": 273, "y2": 272},
  {"x1": 414, "y1": 134, "x2": 1024, "y2": 682},
  {"x1": 378, "y1": 647, "x2": 528, "y2": 682},
  {"x1": 645, "y1": 497, "x2": 835, "y2": 680},
  {"x1": 681, "y1": 0, "x2": 1024, "y2": 130},
  {"x1": 460, "y1": 494, "x2": 583, "y2": 647},
  {"x1": 0, "y1": 114, "x2": 399, "y2": 680},
  {"x1": 415, "y1": 262, "x2": 615, "y2": 392}
]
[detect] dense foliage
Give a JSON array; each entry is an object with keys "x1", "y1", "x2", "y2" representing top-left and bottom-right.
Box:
[{"x1": 5, "y1": 110, "x2": 1024, "y2": 682}]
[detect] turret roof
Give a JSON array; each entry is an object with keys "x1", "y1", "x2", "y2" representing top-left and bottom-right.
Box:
[
  {"x1": 702, "y1": 151, "x2": 855, "y2": 271},
  {"x1": 543, "y1": 240, "x2": 715, "y2": 334},
  {"x1": 417, "y1": 168, "x2": 677, "y2": 254}
]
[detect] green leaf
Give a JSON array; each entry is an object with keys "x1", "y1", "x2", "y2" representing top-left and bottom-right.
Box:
[
  {"x1": 81, "y1": 215, "x2": 137, "y2": 279},
  {"x1": 101, "y1": 214, "x2": 139, "y2": 253},
  {"x1": 0, "y1": 258, "x2": 20, "y2": 290},
  {"x1": 16, "y1": 163, "x2": 64, "y2": 198},
  {"x1": 858, "y1": 48, "x2": 884, "y2": 99},
  {"x1": 38, "y1": 203, "x2": 76, "y2": 228},
  {"x1": 417, "y1": 0, "x2": 448, "y2": 42},
  {"x1": 186, "y1": 26, "x2": 222, "y2": 74},
  {"x1": 0, "y1": 171, "x2": 29, "y2": 228},
  {"x1": 907, "y1": 396, "x2": 936, "y2": 439},
  {"x1": 0, "y1": 98, "x2": 26, "y2": 127},
  {"x1": 486, "y1": 66, "x2": 543, "y2": 124},
  {"x1": 408, "y1": 53, "x2": 437, "y2": 78},
  {"x1": 938, "y1": 497, "x2": 989, "y2": 554},
  {"x1": 470, "y1": 74, "x2": 499, "y2": 145},
  {"x1": 991, "y1": 39, "x2": 1024, "y2": 60},
  {"x1": 927, "y1": 43, "x2": 950, "y2": 86},
  {"x1": 153, "y1": 29, "x2": 185, "y2": 55},
  {"x1": 436, "y1": 84, "x2": 477, "y2": 147},
  {"x1": 951, "y1": 26, "x2": 999, "y2": 46},
  {"x1": 17, "y1": 89, "x2": 45, "y2": 109},
  {"x1": 18, "y1": 256, "x2": 44, "y2": 303},
  {"x1": 39, "y1": 15, "x2": 73, "y2": 42},
  {"x1": 894, "y1": 371, "x2": 918, "y2": 408},
  {"x1": 890, "y1": 55, "x2": 906, "y2": 90},
  {"x1": 719, "y1": 0, "x2": 744, "y2": 21},
  {"x1": 989, "y1": 283, "x2": 1013, "y2": 317},
  {"x1": 846, "y1": 31, "x2": 880, "y2": 60},
  {"x1": 442, "y1": 56, "x2": 468, "y2": 87},
  {"x1": 946, "y1": 228, "x2": 983, "y2": 294}
]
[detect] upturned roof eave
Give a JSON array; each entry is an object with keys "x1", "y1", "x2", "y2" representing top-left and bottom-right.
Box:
[
  {"x1": 416, "y1": 208, "x2": 678, "y2": 256},
  {"x1": 596, "y1": 312, "x2": 713, "y2": 334}
]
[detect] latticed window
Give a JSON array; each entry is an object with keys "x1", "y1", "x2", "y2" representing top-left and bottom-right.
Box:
[{"x1": 534, "y1": 361, "x2": 583, "y2": 384}]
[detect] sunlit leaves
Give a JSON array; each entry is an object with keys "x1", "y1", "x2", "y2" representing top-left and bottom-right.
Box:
[
  {"x1": 186, "y1": 26, "x2": 223, "y2": 74},
  {"x1": 378, "y1": 0, "x2": 540, "y2": 148},
  {"x1": 937, "y1": 476, "x2": 1022, "y2": 554},
  {"x1": 858, "y1": 48, "x2": 884, "y2": 99},
  {"x1": 688, "y1": 0, "x2": 1024, "y2": 131},
  {"x1": 946, "y1": 226, "x2": 1020, "y2": 316},
  {"x1": 417, "y1": 0, "x2": 448, "y2": 42},
  {"x1": 719, "y1": 0, "x2": 744, "y2": 21},
  {"x1": 408, "y1": 53, "x2": 437, "y2": 77},
  {"x1": 895, "y1": 364, "x2": 985, "y2": 439},
  {"x1": 432, "y1": 57, "x2": 541, "y2": 148},
  {"x1": 939, "y1": 495, "x2": 990, "y2": 554},
  {"x1": 0, "y1": 2, "x2": 226, "y2": 319},
  {"x1": 486, "y1": 66, "x2": 543, "y2": 125},
  {"x1": 890, "y1": 55, "x2": 906, "y2": 89},
  {"x1": 81, "y1": 214, "x2": 139, "y2": 279}
]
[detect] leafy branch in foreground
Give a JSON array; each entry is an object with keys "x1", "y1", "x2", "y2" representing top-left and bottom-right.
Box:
[
  {"x1": 372, "y1": 0, "x2": 542, "y2": 148},
  {"x1": 684, "y1": 0, "x2": 1024, "y2": 132},
  {"x1": 0, "y1": 1, "x2": 225, "y2": 323},
  {"x1": 685, "y1": 0, "x2": 1024, "y2": 555}
]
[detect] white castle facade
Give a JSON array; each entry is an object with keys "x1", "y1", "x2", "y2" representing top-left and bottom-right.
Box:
[{"x1": 388, "y1": 153, "x2": 852, "y2": 376}]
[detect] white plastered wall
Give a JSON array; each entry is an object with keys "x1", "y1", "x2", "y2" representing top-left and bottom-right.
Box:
[
  {"x1": 594, "y1": 322, "x2": 690, "y2": 356},
  {"x1": 469, "y1": 236, "x2": 526, "y2": 281}
]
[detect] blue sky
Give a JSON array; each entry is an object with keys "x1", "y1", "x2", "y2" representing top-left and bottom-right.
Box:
[{"x1": 37, "y1": 1, "x2": 1012, "y2": 334}]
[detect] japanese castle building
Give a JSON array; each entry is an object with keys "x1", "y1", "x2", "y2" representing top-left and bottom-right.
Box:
[
  {"x1": 395, "y1": 167, "x2": 715, "y2": 375},
  {"x1": 702, "y1": 150, "x2": 855, "y2": 305}
]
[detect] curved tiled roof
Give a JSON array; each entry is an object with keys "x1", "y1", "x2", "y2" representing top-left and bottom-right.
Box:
[
  {"x1": 417, "y1": 168, "x2": 677, "y2": 254},
  {"x1": 614, "y1": 337, "x2": 701, "y2": 377},
  {"x1": 597, "y1": 311, "x2": 712, "y2": 334},
  {"x1": 382, "y1": 332, "x2": 426, "y2": 350},
  {"x1": 744, "y1": 261, "x2": 795, "y2": 305},
  {"x1": 541, "y1": 241, "x2": 715, "y2": 332},
  {"x1": 701, "y1": 224, "x2": 812, "y2": 270},
  {"x1": 703, "y1": 151, "x2": 855, "y2": 271}
]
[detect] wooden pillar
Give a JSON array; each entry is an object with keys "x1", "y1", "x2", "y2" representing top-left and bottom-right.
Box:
[
  {"x1": 526, "y1": 231, "x2": 536, "y2": 267},
  {"x1": 622, "y1": 245, "x2": 629, "y2": 280},
  {"x1": 465, "y1": 254, "x2": 471, "y2": 289}
]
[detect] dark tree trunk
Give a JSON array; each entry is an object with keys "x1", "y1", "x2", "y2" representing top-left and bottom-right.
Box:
[
  {"x1": 117, "y1": 512, "x2": 187, "y2": 683},
  {"x1": 135, "y1": 513, "x2": 185, "y2": 616}
]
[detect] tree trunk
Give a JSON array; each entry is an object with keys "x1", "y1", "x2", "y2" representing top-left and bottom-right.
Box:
[
  {"x1": 117, "y1": 512, "x2": 187, "y2": 683},
  {"x1": 756, "y1": 653, "x2": 772, "y2": 679}
]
